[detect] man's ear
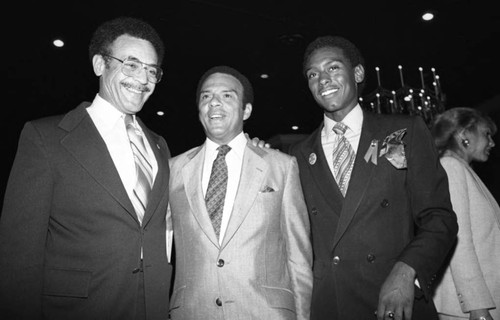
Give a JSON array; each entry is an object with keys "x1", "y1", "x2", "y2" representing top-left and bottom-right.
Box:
[
  {"x1": 92, "y1": 54, "x2": 106, "y2": 76},
  {"x1": 457, "y1": 128, "x2": 468, "y2": 140},
  {"x1": 354, "y1": 64, "x2": 365, "y2": 83},
  {"x1": 243, "y1": 103, "x2": 252, "y2": 121}
]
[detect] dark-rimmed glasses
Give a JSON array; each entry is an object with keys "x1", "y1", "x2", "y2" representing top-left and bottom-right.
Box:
[{"x1": 103, "y1": 54, "x2": 163, "y2": 84}]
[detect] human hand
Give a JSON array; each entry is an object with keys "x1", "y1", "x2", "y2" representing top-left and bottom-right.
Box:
[
  {"x1": 469, "y1": 309, "x2": 493, "y2": 320},
  {"x1": 245, "y1": 133, "x2": 271, "y2": 149},
  {"x1": 376, "y1": 261, "x2": 415, "y2": 320}
]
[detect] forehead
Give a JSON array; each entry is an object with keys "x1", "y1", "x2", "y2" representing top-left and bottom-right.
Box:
[
  {"x1": 476, "y1": 122, "x2": 490, "y2": 132},
  {"x1": 111, "y1": 34, "x2": 158, "y2": 65},
  {"x1": 306, "y1": 46, "x2": 348, "y2": 69},
  {"x1": 202, "y1": 73, "x2": 243, "y2": 92}
]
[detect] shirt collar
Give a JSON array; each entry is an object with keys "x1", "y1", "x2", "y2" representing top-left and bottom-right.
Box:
[
  {"x1": 87, "y1": 94, "x2": 138, "y2": 135},
  {"x1": 323, "y1": 103, "x2": 363, "y2": 137},
  {"x1": 205, "y1": 131, "x2": 247, "y2": 160}
]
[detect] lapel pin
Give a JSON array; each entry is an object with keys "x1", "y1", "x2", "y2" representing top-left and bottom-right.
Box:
[
  {"x1": 364, "y1": 139, "x2": 378, "y2": 165},
  {"x1": 156, "y1": 144, "x2": 160, "y2": 149},
  {"x1": 309, "y1": 153, "x2": 317, "y2": 165}
]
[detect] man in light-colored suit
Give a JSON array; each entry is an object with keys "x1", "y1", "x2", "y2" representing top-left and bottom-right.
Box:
[
  {"x1": 168, "y1": 65, "x2": 313, "y2": 319},
  {"x1": 0, "y1": 17, "x2": 172, "y2": 320}
]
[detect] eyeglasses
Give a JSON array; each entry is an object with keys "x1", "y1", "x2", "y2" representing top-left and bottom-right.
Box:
[{"x1": 103, "y1": 54, "x2": 163, "y2": 84}]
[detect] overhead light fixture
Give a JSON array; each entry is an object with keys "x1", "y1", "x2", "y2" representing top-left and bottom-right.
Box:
[
  {"x1": 53, "y1": 39, "x2": 64, "y2": 47},
  {"x1": 422, "y1": 12, "x2": 434, "y2": 21}
]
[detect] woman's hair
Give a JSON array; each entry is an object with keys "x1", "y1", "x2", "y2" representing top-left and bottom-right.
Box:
[{"x1": 431, "y1": 107, "x2": 497, "y2": 156}]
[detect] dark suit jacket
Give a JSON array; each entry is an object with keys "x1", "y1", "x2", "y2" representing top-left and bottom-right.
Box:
[
  {"x1": 290, "y1": 111, "x2": 458, "y2": 320},
  {"x1": 0, "y1": 102, "x2": 172, "y2": 320}
]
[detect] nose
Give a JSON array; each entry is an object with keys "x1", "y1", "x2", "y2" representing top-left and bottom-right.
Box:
[
  {"x1": 489, "y1": 136, "x2": 495, "y2": 147},
  {"x1": 209, "y1": 95, "x2": 221, "y2": 107},
  {"x1": 134, "y1": 67, "x2": 149, "y2": 84},
  {"x1": 319, "y1": 71, "x2": 330, "y2": 86}
]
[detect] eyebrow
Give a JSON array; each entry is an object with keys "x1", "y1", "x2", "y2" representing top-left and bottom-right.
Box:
[
  {"x1": 126, "y1": 56, "x2": 160, "y2": 68},
  {"x1": 200, "y1": 89, "x2": 238, "y2": 95}
]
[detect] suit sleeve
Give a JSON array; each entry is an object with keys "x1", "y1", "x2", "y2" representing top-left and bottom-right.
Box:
[
  {"x1": 397, "y1": 117, "x2": 458, "y2": 299},
  {"x1": 282, "y1": 156, "x2": 313, "y2": 320},
  {"x1": 441, "y1": 157, "x2": 495, "y2": 312},
  {"x1": 0, "y1": 122, "x2": 53, "y2": 319}
]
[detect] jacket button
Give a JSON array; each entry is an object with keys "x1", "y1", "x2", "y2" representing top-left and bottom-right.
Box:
[
  {"x1": 311, "y1": 207, "x2": 318, "y2": 215},
  {"x1": 367, "y1": 254, "x2": 376, "y2": 263},
  {"x1": 216, "y1": 298, "x2": 222, "y2": 306},
  {"x1": 217, "y1": 259, "x2": 225, "y2": 267},
  {"x1": 332, "y1": 256, "x2": 341, "y2": 265},
  {"x1": 380, "y1": 199, "x2": 389, "y2": 208},
  {"x1": 132, "y1": 268, "x2": 141, "y2": 274}
]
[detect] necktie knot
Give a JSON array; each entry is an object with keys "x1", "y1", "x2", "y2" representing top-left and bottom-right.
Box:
[
  {"x1": 124, "y1": 114, "x2": 134, "y2": 127},
  {"x1": 217, "y1": 145, "x2": 231, "y2": 157},
  {"x1": 125, "y1": 114, "x2": 140, "y2": 135},
  {"x1": 333, "y1": 122, "x2": 348, "y2": 135}
]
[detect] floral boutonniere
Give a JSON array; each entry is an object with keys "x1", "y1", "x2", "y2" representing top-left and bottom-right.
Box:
[
  {"x1": 379, "y1": 128, "x2": 407, "y2": 169},
  {"x1": 364, "y1": 128, "x2": 408, "y2": 169}
]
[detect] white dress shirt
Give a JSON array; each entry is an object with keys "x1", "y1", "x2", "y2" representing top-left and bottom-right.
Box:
[
  {"x1": 86, "y1": 94, "x2": 158, "y2": 207},
  {"x1": 321, "y1": 104, "x2": 363, "y2": 176},
  {"x1": 202, "y1": 132, "x2": 247, "y2": 244}
]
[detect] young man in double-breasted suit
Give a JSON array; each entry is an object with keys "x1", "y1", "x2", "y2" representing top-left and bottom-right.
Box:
[{"x1": 289, "y1": 36, "x2": 458, "y2": 320}]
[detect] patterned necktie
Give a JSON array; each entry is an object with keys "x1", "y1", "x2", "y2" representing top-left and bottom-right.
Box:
[
  {"x1": 332, "y1": 122, "x2": 356, "y2": 196},
  {"x1": 125, "y1": 115, "x2": 153, "y2": 224},
  {"x1": 205, "y1": 145, "x2": 231, "y2": 239}
]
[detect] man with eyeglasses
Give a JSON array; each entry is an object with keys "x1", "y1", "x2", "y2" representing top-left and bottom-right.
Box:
[{"x1": 0, "y1": 17, "x2": 172, "y2": 320}]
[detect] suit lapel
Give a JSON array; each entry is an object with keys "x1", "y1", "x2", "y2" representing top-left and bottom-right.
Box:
[
  {"x1": 182, "y1": 145, "x2": 221, "y2": 247},
  {"x1": 60, "y1": 103, "x2": 136, "y2": 220},
  {"x1": 140, "y1": 124, "x2": 170, "y2": 227},
  {"x1": 300, "y1": 126, "x2": 343, "y2": 213},
  {"x1": 221, "y1": 143, "x2": 267, "y2": 250},
  {"x1": 332, "y1": 112, "x2": 381, "y2": 248}
]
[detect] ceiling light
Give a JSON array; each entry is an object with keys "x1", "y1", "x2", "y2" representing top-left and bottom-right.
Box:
[
  {"x1": 422, "y1": 12, "x2": 434, "y2": 21},
  {"x1": 53, "y1": 39, "x2": 64, "y2": 47}
]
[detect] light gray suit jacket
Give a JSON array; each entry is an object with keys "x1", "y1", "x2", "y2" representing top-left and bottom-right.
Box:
[
  {"x1": 168, "y1": 141, "x2": 313, "y2": 320},
  {"x1": 433, "y1": 151, "x2": 500, "y2": 319}
]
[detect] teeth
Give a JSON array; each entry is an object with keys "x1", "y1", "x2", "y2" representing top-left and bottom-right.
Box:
[
  {"x1": 123, "y1": 85, "x2": 143, "y2": 94},
  {"x1": 321, "y1": 88, "x2": 338, "y2": 96},
  {"x1": 210, "y1": 115, "x2": 223, "y2": 119}
]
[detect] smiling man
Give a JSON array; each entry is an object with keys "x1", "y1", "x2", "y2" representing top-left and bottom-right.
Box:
[
  {"x1": 168, "y1": 65, "x2": 313, "y2": 319},
  {"x1": 0, "y1": 17, "x2": 172, "y2": 320},
  {"x1": 289, "y1": 36, "x2": 458, "y2": 320}
]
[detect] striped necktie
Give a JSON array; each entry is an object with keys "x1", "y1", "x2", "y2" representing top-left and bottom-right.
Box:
[
  {"x1": 125, "y1": 115, "x2": 153, "y2": 224},
  {"x1": 205, "y1": 145, "x2": 231, "y2": 239},
  {"x1": 332, "y1": 122, "x2": 356, "y2": 196}
]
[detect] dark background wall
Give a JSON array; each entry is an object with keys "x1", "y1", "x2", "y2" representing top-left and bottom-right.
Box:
[{"x1": 3, "y1": 0, "x2": 499, "y2": 209}]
